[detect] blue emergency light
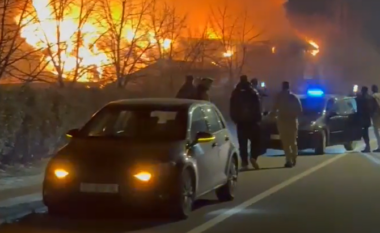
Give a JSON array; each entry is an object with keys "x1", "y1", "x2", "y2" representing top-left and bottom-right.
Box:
[{"x1": 307, "y1": 89, "x2": 324, "y2": 97}]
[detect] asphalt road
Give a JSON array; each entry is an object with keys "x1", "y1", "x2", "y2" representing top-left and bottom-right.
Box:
[{"x1": 1, "y1": 142, "x2": 380, "y2": 233}]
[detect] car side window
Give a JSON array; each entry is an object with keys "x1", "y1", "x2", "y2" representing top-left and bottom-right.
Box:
[
  {"x1": 336, "y1": 100, "x2": 348, "y2": 115},
  {"x1": 343, "y1": 99, "x2": 356, "y2": 114},
  {"x1": 203, "y1": 107, "x2": 223, "y2": 133},
  {"x1": 326, "y1": 99, "x2": 337, "y2": 112},
  {"x1": 190, "y1": 107, "x2": 208, "y2": 140}
]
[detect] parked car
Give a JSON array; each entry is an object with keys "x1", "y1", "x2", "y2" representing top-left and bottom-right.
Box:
[
  {"x1": 262, "y1": 90, "x2": 362, "y2": 154},
  {"x1": 43, "y1": 98, "x2": 239, "y2": 218}
]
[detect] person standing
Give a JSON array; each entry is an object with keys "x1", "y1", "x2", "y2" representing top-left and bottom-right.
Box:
[
  {"x1": 176, "y1": 75, "x2": 196, "y2": 99},
  {"x1": 272, "y1": 81, "x2": 302, "y2": 167},
  {"x1": 230, "y1": 75, "x2": 262, "y2": 170},
  {"x1": 195, "y1": 77, "x2": 213, "y2": 101},
  {"x1": 371, "y1": 85, "x2": 380, "y2": 152},
  {"x1": 357, "y1": 86, "x2": 375, "y2": 152}
]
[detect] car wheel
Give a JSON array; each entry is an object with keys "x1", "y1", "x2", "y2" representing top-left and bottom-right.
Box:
[
  {"x1": 315, "y1": 131, "x2": 326, "y2": 155},
  {"x1": 216, "y1": 157, "x2": 238, "y2": 202},
  {"x1": 170, "y1": 169, "x2": 194, "y2": 219},
  {"x1": 344, "y1": 141, "x2": 356, "y2": 151}
]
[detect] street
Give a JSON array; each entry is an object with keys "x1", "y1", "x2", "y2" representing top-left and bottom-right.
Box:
[{"x1": 1, "y1": 142, "x2": 380, "y2": 233}]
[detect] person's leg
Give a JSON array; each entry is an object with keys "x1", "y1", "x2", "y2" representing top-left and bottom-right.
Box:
[
  {"x1": 249, "y1": 123, "x2": 260, "y2": 169},
  {"x1": 373, "y1": 126, "x2": 380, "y2": 151},
  {"x1": 277, "y1": 121, "x2": 292, "y2": 166},
  {"x1": 290, "y1": 127, "x2": 298, "y2": 165},
  {"x1": 362, "y1": 126, "x2": 370, "y2": 152},
  {"x1": 237, "y1": 124, "x2": 249, "y2": 168}
]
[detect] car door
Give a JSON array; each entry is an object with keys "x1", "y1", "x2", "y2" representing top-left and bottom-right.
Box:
[
  {"x1": 188, "y1": 107, "x2": 219, "y2": 194},
  {"x1": 326, "y1": 99, "x2": 346, "y2": 144},
  {"x1": 344, "y1": 98, "x2": 362, "y2": 141},
  {"x1": 203, "y1": 106, "x2": 229, "y2": 184}
]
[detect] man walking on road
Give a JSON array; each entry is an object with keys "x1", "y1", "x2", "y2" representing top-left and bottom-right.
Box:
[
  {"x1": 176, "y1": 75, "x2": 196, "y2": 99},
  {"x1": 272, "y1": 81, "x2": 302, "y2": 168},
  {"x1": 230, "y1": 75, "x2": 262, "y2": 170},
  {"x1": 371, "y1": 85, "x2": 380, "y2": 152},
  {"x1": 357, "y1": 86, "x2": 374, "y2": 152}
]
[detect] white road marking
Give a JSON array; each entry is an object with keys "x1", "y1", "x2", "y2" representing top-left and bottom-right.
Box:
[{"x1": 186, "y1": 153, "x2": 347, "y2": 233}]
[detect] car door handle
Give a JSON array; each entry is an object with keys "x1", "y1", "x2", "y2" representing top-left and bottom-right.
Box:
[{"x1": 212, "y1": 142, "x2": 218, "y2": 147}]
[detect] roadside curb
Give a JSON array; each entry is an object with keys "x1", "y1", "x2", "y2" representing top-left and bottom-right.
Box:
[{"x1": 0, "y1": 201, "x2": 45, "y2": 226}]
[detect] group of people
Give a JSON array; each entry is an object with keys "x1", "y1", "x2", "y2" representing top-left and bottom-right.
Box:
[
  {"x1": 176, "y1": 74, "x2": 299, "y2": 170},
  {"x1": 175, "y1": 75, "x2": 214, "y2": 101},
  {"x1": 230, "y1": 76, "x2": 301, "y2": 169},
  {"x1": 356, "y1": 85, "x2": 380, "y2": 152}
]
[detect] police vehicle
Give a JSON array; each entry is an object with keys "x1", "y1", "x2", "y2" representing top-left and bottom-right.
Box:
[{"x1": 262, "y1": 88, "x2": 363, "y2": 154}]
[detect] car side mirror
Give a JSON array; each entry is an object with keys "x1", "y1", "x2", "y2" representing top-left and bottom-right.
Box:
[
  {"x1": 188, "y1": 132, "x2": 215, "y2": 147},
  {"x1": 66, "y1": 129, "x2": 79, "y2": 138}
]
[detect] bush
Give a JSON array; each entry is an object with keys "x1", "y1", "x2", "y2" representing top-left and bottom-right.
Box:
[{"x1": 0, "y1": 86, "x2": 147, "y2": 165}]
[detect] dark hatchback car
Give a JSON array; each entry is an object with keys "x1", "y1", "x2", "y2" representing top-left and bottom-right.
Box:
[
  {"x1": 262, "y1": 94, "x2": 362, "y2": 154},
  {"x1": 43, "y1": 98, "x2": 239, "y2": 218}
]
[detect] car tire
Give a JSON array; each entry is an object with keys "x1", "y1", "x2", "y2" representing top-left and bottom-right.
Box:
[
  {"x1": 315, "y1": 131, "x2": 326, "y2": 155},
  {"x1": 169, "y1": 169, "x2": 194, "y2": 219},
  {"x1": 344, "y1": 141, "x2": 356, "y2": 151},
  {"x1": 216, "y1": 157, "x2": 238, "y2": 202}
]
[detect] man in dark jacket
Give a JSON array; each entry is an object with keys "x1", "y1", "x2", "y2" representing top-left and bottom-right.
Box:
[
  {"x1": 230, "y1": 75, "x2": 262, "y2": 169},
  {"x1": 357, "y1": 86, "x2": 375, "y2": 152},
  {"x1": 176, "y1": 75, "x2": 196, "y2": 99},
  {"x1": 195, "y1": 77, "x2": 213, "y2": 101}
]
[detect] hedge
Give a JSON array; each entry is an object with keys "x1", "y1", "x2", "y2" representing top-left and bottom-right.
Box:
[{"x1": 0, "y1": 84, "x2": 231, "y2": 165}]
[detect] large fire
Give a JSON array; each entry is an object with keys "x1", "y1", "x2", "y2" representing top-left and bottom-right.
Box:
[{"x1": 15, "y1": 0, "x2": 172, "y2": 82}]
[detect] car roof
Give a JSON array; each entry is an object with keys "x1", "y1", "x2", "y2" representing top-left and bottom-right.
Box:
[{"x1": 107, "y1": 98, "x2": 211, "y2": 108}]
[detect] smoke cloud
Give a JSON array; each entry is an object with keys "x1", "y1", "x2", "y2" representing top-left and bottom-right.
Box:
[{"x1": 168, "y1": 0, "x2": 295, "y2": 40}]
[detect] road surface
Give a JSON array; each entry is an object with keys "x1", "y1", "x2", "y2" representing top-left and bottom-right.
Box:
[{"x1": 1, "y1": 141, "x2": 380, "y2": 233}]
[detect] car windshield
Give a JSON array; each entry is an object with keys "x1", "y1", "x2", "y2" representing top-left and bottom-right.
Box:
[
  {"x1": 300, "y1": 97, "x2": 326, "y2": 115},
  {"x1": 79, "y1": 105, "x2": 188, "y2": 140}
]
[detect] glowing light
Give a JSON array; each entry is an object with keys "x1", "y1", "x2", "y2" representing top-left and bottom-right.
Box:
[
  {"x1": 261, "y1": 82, "x2": 265, "y2": 88},
  {"x1": 54, "y1": 169, "x2": 69, "y2": 179},
  {"x1": 307, "y1": 89, "x2": 324, "y2": 97},
  {"x1": 271, "y1": 47, "x2": 276, "y2": 53},
  {"x1": 353, "y1": 84, "x2": 358, "y2": 93},
  {"x1": 223, "y1": 50, "x2": 233, "y2": 57},
  {"x1": 308, "y1": 40, "x2": 319, "y2": 56},
  {"x1": 134, "y1": 171, "x2": 152, "y2": 182}
]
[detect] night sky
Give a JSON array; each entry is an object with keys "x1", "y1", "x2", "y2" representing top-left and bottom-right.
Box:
[{"x1": 285, "y1": 0, "x2": 380, "y2": 50}]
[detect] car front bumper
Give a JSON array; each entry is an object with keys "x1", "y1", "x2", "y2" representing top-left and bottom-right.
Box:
[{"x1": 43, "y1": 173, "x2": 179, "y2": 209}]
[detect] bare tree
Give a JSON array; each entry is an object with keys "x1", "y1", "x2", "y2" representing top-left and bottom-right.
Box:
[
  {"x1": 97, "y1": 0, "x2": 156, "y2": 88},
  {"x1": 207, "y1": 5, "x2": 263, "y2": 85},
  {"x1": 0, "y1": 0, "x2": 44, "y2": 82},
  {"x1": 17, "y1": 0, "x2": 99, "y2": 87}
]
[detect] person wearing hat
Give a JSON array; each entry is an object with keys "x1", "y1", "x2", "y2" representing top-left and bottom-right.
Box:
[
  {"x1": 176, "y1": 75, "x2": 197, "y2": 99},
  {"x1": 195, "y1": 77, "x2": 213, "y2": 101},
  {"x1": 230, "y1": 75, "x2": 262, "y2": 170}
]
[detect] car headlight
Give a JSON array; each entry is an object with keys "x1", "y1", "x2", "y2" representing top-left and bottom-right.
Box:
[
  {"x1": 54, "y1": 169, "x2": 69, "y2": 179},
  {"x1": 134, "y1": 171, "x2": 152, "y2": 182},
  {"x1": 132, "y1": 162, "x2": 175, "y2": 182},
  {"x1": 47, "y1": 159, "x2": 73, "y2": 179}
]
